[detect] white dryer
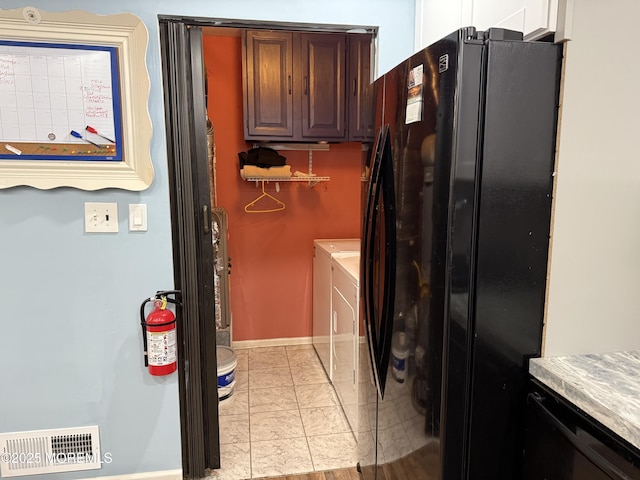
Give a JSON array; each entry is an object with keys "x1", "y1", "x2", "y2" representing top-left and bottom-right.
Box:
[
  {"x1": 331, "y1": 252, "x2": 360, "y2": 435},
  {"x1": 312, "y1": 239, "x2": 360, "y2": 381}
]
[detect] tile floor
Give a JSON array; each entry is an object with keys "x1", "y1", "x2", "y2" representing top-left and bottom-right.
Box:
[{"x1": 209, "y1": 345, "x2": 356, "y2": 480}]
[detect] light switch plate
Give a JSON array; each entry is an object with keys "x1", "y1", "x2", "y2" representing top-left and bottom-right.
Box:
[
  {"x1": 129, "y1": 204, "x2": 148, "y2": 231},
  {"x1": 85, "y1": 202, "x2": 119, "y2": 233}
]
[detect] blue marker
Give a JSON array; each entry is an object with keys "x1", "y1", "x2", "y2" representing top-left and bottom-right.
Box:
[{"x1": 70, "y1": 130, "x2": 101, "y2": 148}]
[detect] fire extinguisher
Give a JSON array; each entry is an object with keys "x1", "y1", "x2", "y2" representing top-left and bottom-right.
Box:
[{"x1": 140, "y1": 290, "x2": 181, "y2": 376}]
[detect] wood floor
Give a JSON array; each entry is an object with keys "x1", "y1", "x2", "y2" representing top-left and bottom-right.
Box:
[{"x1": 265, "y1": 467, "x2": 360, "y2": 480}]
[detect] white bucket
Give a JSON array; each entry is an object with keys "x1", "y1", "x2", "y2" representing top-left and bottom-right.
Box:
[
  {"x1": 391, "y1": 332, "x2": 409, "y2": 383},
  {"x1": 217, "y1": 346, "x2": 237, "y2": 400}
]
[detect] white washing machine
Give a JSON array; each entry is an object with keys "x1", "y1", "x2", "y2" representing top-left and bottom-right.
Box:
[
  {"x1": 331, "y1": 252, "x2": 360, "y2": 435},
  {"x1": 312, "y1": 239, "x2": 360, "y2": 381}
]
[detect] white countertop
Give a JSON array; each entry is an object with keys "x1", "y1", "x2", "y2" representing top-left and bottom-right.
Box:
[{"x1": 530, "y1": 351, "x2": 640, "y2": 451}]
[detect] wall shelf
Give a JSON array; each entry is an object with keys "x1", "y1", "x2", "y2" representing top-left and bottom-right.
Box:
[
  {"x1": 251, "y1": 143, "x2": 330, "y2": 151},
  {"x1": 244, "y1": 175, "x2": 329, "y2": 187},
  {"x1": 242, "y1": 146, "x2": 329, "y2": 186}
]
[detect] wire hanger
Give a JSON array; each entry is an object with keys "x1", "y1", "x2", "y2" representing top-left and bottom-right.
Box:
[{"x1": 244, "y1": 180, "x2": 286, "y2": 213}]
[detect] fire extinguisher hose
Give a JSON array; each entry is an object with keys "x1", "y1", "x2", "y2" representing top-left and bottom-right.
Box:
[{"x1": 139, "y1": 297, "x2": 153, "y2": 367}]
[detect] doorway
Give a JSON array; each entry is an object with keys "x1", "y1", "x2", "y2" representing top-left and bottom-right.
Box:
[{"x1": 159, "y1": 15, "x2": 376, "y2": 479}]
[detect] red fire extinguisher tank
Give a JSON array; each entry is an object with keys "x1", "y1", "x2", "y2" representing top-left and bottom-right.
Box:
[{"x1": 145, "y1": 299, "x2": 177, "y2": 376}]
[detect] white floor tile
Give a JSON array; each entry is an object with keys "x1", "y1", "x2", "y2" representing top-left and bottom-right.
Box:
[
  {"x1": 300, "y1": 406, "x2": 350, "y2": 436},
  {"x1": 208, "y1": 442, "x2": 251, "y2": 480},
  {"x1": 369, "y1": 398, "x2": 402, "y2": 431},
  {"x1": 218, "y1": 390, "x2": 248, "y2": 416},
  {"x1": 251, "y1": 437, "x2": 313, "y2": 478},
  {"x1": 290, "y1": 362, "x2": 330, "y2": 386},
  {"x1": 295, "y1": 383, "x2": 339, "y2": 408},
  {"x1": 357, "y1": 429, "x2": 378, "y2": 466},
  {"x1": 377, "y1": 422, "x2": 413, "y2": 463},
  {"x1": 235, "y1": 350, "x2": 249, "y2": 372},
  {"x1": 403, "y1": 415, "x2": 431, "y2": 450},
  {"x1": 249, "y1": 385, "x2": 297, "y2": 413},
  {"x1": 234, "y1": 369, "x2": 249, "y2": 392},
  {"x1": 250, "y1": 409, "x2": 305, "y2": 442},
  {"x1": 218, "y1": 414, "x2": 250, "y2": 445},
  {"x1": 216, "y1": 344, "x2": 392, "y2": 478},
  {"x1": 248, "y1": 366, "x2": 292, "y2": 390},
  {"x1": 287, "y1": 347, "x2": 323, "y2": 367},
  {"x1": 307, "y1": 432, "x2": 357, "y2": 471},
  {"x1": 249, "y1": 348, "x2": 289, "y2": 370}
]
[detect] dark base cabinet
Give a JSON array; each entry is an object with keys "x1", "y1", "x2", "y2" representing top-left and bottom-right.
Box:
[{"x1": 523, "y1": 379, "x2": 640, "y2": 480}]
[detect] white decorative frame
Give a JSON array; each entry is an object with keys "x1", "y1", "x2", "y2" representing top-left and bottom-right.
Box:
[{"x1": 0, "y1": 7, "x2": 153, "y2": 191}]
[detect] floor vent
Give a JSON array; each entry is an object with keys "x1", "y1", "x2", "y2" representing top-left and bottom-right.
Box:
[{"x1": 0, "y1": 426, "x2": 101, "y2": 477}]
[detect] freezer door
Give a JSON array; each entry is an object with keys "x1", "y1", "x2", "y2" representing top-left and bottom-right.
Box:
[{"x1": 464, "y1": 38, "x2": 562, "y2": 480}]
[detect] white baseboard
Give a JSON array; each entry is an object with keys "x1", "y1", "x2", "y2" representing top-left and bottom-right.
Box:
[
  {"x1": 77, "y1": 470, "x2": 182, "y2": 480},
  {"x1": 232, "y1": 336, "x2": 313, "y2": 349}
]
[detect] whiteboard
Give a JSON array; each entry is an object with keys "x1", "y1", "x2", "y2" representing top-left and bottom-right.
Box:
[{"x1": 0, "y1": 40, "x2": 122, "y2": 161}]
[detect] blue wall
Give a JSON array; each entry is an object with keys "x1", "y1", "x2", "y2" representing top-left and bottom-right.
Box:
[{"x1": 0, "y1": 1, "x2": 414, "y2": 478}]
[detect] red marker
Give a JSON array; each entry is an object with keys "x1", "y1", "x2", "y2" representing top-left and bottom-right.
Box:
[{"x1": 86, "y1": 125, "x2": 115, "y2": 144}]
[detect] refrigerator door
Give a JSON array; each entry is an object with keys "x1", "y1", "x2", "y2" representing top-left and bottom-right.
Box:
[
  {"x1": 359, "y1": 27, "x2": 561, "y2": 480},
  {"x1": 359, "y1": 30, "x2": 465, "y2": 479}
]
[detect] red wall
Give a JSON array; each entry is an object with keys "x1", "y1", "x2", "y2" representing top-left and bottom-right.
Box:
[{"x1": 203, "y1": 35, "x2": 362, "y2": 341}]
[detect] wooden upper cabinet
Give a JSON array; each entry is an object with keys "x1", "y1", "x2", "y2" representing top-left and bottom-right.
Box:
[
  {"x1": 347, "y1": 34, "x2": 374, "y2": 142},
  {"x1": 243, "y1": 31, "x2": 294, "y2": 139},
  {"x1": 298, "y1": 33, "x2": 346, "y2": 140},
  {"x1": 243, "y1": 30, "x2": 372, "y2": 143}
]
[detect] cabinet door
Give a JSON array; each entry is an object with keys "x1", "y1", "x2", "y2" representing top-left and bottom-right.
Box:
[
  {"x1": 244, "y1": 31, "x2": 294, "y2": 139},
  {"x1": 471, "y1": 0, "x2": 559, "y2": 40},
  {"x1": 298, "y1": 33, "x2": 346, "y2": 140},
  {"x1": 347, "y1": 34, "x2": 374, "y2": 142},
  {"x1": 414, "y1": 0, "x2": 564, "y2": 52},
  {"x1": 414, "y1": 0, "x2": 470, "y2": 51}
]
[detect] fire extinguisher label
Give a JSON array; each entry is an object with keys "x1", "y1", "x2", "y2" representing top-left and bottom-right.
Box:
[{"x1": 148, "y1": 329, "x2": 177, "y2": 366}]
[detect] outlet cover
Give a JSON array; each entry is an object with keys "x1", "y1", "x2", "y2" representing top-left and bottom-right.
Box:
[{"x1": 85, "y1": 202, "x2": 118, "y2": 233}]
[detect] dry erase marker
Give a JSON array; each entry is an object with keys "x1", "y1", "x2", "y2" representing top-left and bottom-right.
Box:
[
  {"x1": 4, "y1": 144, "x2": 21, "y2": 155},
  {"x1": 70, "y1": 130, "x2": 101, "y2": 148},
  {"x1": 86, "y1": 125, "x2": 115, "y2": 144}
]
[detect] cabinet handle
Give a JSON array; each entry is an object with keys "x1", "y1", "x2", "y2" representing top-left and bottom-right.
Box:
[
  {"x1": 287, "y1": 75, "x2": 292, "y2": 95},
  {"x1": 353, "y1": 78, "x2": 357, "y2": 96},
  {"x1": 304, "y1": 76, "x2": 308, "y2": 95},
  {"x1": 202, "y1": 205, "x2": 210, "y2": 234}
]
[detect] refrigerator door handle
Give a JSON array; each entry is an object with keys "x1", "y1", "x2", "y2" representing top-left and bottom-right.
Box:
[
  {"x1": 376, "y1": 126, "x2": 397, "y2": 397},
  {"x1": 362, "y1": 127, "x2": 384, "y2": 395},
  {"x1": 362, "y1": 125, "x2": 396, "y2": 398},
  {"x1": 527, "y1": 393, "x2": 632, "y2": 480}
]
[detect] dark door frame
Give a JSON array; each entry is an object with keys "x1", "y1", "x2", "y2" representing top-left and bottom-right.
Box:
[
  {"x1": 159, "y1": 14, "x2": 377, "y2": 479},
  {"x1": 160, "y1": 19, "x2": 219, "y2": 479}
]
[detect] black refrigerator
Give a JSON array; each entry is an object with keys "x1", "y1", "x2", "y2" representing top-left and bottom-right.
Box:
[{"x1": 358, "y1": 27, "x2": 562, "y2": 480}]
